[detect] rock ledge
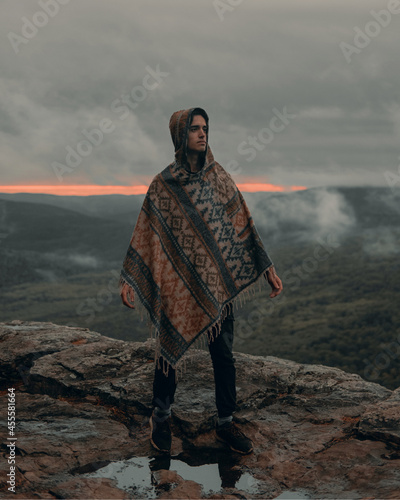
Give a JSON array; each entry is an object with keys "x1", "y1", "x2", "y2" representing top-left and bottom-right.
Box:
[{"x1": 1, "y1": 320, "x2": 400, "y2": 499}]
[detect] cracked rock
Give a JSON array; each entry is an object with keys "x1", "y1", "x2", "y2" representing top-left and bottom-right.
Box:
[{"x1": 1, "y1": 320, "x2": 400, "y2": 499}]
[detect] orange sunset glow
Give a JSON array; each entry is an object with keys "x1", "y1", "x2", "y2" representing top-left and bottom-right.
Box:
[{"x1": 0, "y1": 184, "x2": 307, "y2": 196}]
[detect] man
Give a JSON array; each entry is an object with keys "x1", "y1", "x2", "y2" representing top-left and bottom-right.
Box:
[{"x1": 120, "y1": 107, "x2": 282, "y2": 455}]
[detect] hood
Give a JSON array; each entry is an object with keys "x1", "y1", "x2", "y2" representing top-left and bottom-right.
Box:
[{"x1": 169, "y1": 107, "x2": 215, "y2": 172}]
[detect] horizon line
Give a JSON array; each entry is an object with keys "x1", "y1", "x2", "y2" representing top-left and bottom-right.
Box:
[{"x1": 0, "y1": 183, "x2": 308, "y2": 196}]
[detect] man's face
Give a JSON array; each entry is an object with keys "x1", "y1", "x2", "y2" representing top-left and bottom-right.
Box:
[{"x1": 186, "y1": 114, "x2": 208, "y2": 154}]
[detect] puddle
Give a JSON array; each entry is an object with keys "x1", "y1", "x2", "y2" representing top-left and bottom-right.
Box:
[
  {"x1": 274, "y1": 490, "x2": 312, "y2": 499},
  {"x1": 83, "y1": 457, "x2": 157, "y2": 498},
  {"x1": 80, "y1": 450, "x2": 262, "y2": 497}
]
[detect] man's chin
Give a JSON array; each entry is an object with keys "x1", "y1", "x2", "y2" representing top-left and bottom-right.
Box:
[{"x1": 188, "y1": 146, "x2": 206, "y2": 154}]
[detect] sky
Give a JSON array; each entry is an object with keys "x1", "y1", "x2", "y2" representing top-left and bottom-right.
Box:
[{"x1": 1, "y1": 0, "x2": 400, "y2": 195}]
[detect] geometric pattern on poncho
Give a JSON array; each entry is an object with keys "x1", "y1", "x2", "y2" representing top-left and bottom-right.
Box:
[{"x1": 120, "y1": 107, "x2": 273, "y2": 375}]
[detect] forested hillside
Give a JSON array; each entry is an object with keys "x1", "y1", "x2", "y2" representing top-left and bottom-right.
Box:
[{"x1": 0, "y1": 187, "x2": 399, "y2": 389}]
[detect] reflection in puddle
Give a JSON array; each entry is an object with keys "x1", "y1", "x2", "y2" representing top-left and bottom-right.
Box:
[{"x1": 81, "y1": 450, "x2": 261, "y2": 497}]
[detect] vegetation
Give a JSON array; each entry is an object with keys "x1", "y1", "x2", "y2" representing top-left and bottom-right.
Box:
[
  {"x1": 0, "y1": 189, "x2": 399, "y2": 390},
  {"x1": 1, "y1": 236, "x2": 399, "y2": 390}
]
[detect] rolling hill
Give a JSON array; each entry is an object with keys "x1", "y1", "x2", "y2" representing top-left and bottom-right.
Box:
[{"x1": 0, "y1": 186, "x2": 399, "y2": 389}]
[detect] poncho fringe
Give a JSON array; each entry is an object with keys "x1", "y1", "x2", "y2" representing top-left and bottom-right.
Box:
[{"x1": 118, "y1": 264, "x2": 272, "y2": 382}]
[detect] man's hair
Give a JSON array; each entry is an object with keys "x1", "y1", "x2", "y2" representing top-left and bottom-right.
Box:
[{"x1": 190, "y1": 108, "x2": 209, "y2": 125}]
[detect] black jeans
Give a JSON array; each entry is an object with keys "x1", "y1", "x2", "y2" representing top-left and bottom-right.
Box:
[{"x1": 152, "y1": 315, "x2": 236, "y2": 418}]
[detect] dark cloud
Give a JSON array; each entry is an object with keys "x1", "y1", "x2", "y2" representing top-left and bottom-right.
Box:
[{"x1": 1, "y1": 0, "x2": 399, "y2": 187}]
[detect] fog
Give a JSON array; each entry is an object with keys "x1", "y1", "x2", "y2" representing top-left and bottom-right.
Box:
[
  {"x1": 245, "y1": 188, "x2": 356, "y2": 247},
  {"x1": 362, "y1": 227, "x2": 400, "y2": 257}
]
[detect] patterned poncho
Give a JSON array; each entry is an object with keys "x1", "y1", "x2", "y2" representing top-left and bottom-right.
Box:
[{"x1": 119, "y1": 107, "x2": 273, "y2": 377}]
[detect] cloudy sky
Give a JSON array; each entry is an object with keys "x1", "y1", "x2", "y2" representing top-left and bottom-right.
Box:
[{"x1": 1, "y1": 0, "x2": 399, "y2": 193}]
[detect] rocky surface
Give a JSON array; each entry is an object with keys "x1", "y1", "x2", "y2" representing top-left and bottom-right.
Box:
[{"x1": 1, "y1": 320, "x2": 400, "y2": 499}]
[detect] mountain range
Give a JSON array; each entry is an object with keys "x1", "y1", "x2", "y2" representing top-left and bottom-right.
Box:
[{"x1": 0, "y1": 186, "x2": 398, "y2": 389}]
